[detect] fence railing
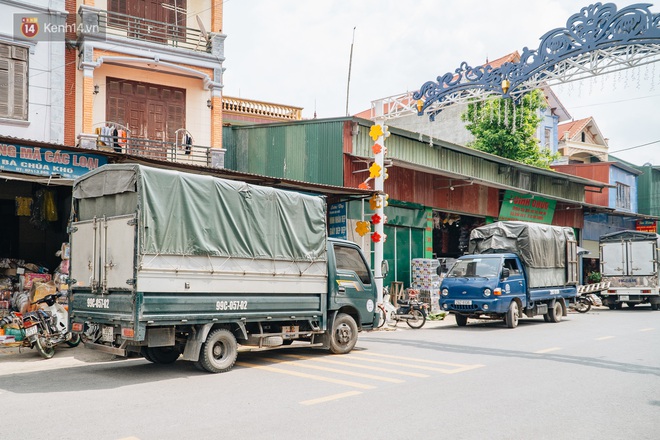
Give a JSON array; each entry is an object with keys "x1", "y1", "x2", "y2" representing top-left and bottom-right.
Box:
[
  {"x1": 79, "y1": 6, "x2": 211, "y2": 53},
  {"x1": 222, "y1": 96, "x2": 303, "y2": 121},
  {"x1": 96, "y1": 134, "x2": 212, "y2": 167}
]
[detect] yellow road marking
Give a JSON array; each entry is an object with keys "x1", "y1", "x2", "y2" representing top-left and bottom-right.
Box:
[
  {"x1": 262, "y1": 357, "x2": 404, "y2": 383},
  {"x1": 282, "y1": 354, "x2": 430, "y2": 378},
  {"x1": 300, "y1": 391, "x2": 362, "y2": 406},
  {"x1": 236, "y1": 362, "x2": 376, "y2": 389},
  {"x1": 640, "y1": 328, "x2": 654, "y2": 332},
  {"x1": 534, "y1": 347, "x2": 561, "y2": 354},
  {"x1": 355, "y1": 351, "x2": 483, "y2": 368},
  {"x1": 347, "y1": 354, "x2": 484, "y2": 374},
  {"x1": 596, "y1": 336, "x2": 615, "y2": 341}
]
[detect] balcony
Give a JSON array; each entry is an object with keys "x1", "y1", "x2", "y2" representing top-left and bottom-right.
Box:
[
  {"x1": 79, "y1": 132, "x2": 225, "y2": 169},
  {"x1": 78, "y1": 6, "x2": 212, "y2": 53},
  {"x1": 223, "y1": 96, "x2": 303, "y2": 124}
]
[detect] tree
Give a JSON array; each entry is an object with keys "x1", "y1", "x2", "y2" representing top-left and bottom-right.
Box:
[{"x1": 461, "y1": 89, "x2": 559, "y2": 168}]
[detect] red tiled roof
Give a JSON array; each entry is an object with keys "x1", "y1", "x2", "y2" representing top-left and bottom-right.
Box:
[{"x1": 558, "y1": 117, "x2": 592, "y2": 141}]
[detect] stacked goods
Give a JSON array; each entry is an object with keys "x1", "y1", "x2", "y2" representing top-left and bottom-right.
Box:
[{"x1": 411, "y1": 258, "x2": 441, "y2": 312}]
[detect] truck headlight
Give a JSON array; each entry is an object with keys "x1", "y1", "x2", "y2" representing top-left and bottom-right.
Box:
[
  {"x1": 483, "y1": 288, "x2": 491, "y2": 297},
  {"x1": 441, "y1": 288, "x2": 449, "y2": 296}
]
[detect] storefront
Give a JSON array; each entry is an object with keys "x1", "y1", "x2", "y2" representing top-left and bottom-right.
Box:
[{"x1": 0, "y1": 138, "x2": 107, "y2": 318}]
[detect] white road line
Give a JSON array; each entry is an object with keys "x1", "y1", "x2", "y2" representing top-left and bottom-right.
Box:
[
  {"x1": 534, "y1": 347, "x2": 561, "y2": 354},
  {"x1": 300, "y1": 391, "x2": 362, "y2": 406}
]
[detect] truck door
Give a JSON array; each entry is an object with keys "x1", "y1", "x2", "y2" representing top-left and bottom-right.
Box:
[
  {"x1": 628, "y1": 240, "x2": 656, "y2": 276},
  {"x1": 70, "y1": 214, "x2": 136, "y2": 292},
  {"x1": 503, "y1": 257, "x2": 526, "y2": 300},
  {"x1": 331, "y1": 243, "x2": 376, "y2": 325},
  {"x1": 601, "y1": 242, "x2": 626, "y2": 276}
]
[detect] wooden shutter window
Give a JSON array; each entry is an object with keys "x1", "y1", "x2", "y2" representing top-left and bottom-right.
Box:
[
  {"x1": 0, "y1": 43, "x2": 28, "y2": 120},
  {"x1": 0, "y1": 58, "x2": 9, "y2": 117}
]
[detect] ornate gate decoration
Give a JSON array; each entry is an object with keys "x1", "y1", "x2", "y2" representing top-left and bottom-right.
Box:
[{"x1": 411, "y1": 2, "x2": 660, "y2": 120}]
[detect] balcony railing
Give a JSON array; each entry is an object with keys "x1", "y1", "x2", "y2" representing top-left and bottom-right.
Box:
[
  {"x1": 223, "y1": 96, "x2": 303, "y2": 121},
  {"x1": 95, "y1": 134, "x2": 214, "y2": 167},
  {"x1": 79, "y1": 6, "x2": 211, "y2": 53}
]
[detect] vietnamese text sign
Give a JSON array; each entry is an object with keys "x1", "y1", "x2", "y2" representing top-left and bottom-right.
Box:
[
  {"x1": 636, "y1": 219, "x2": 657, "y2": 233},
  {"x1": 498, "y1": 190, "x2": 556, "y2": 224},
  {"x1": 328, "y1": 202, "x2": 347, "y2": 239},
  {"x1": 0, "y1": 142, "x2": 107, "y2": 179}
]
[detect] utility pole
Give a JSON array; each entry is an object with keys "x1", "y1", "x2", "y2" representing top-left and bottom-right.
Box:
[{"x1": 345, "y1": 27, "x2": 356, "y2": 116}]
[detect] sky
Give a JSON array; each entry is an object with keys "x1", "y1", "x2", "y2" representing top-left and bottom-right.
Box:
[{"x1": 222, "y1": 0, "x2": 660, "y2": 166}]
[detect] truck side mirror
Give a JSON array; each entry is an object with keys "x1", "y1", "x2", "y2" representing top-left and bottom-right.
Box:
[
  {"x1": 436, "y1": 265, "x2": 442, "y2": 276},
  {"x1": 501, "y1": 268, "x2": 510, "y2": 279},
  {"x1": 381, "y1": 260, "x2": 389, "y2": 277}
]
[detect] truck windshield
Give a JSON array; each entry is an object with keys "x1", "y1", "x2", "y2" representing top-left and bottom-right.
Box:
[{"x1": 447, "y1": 258, "x2": 501, "y2": 278}]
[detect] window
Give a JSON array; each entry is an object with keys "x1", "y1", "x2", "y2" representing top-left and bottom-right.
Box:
[
  {"x1": 334, "y1": 245, "x2": 372, "y2": 285},
  {"x1": 544, "y1": 128, "x2": 551, "y2": 148},
  {"x1": 615, "y1": 182, "x2": 631, "y2": 210},
  {"x1": 504, "y1": 258, "x2": 520, "y2": 275},
  {"x1": 0, "y1": 43, "x2": 28, "y2": 120}
]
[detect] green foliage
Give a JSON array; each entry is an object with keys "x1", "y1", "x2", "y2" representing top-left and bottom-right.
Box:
[
  {"x1": 461, "y1": 89, "x2": 559, "y2": 169},
  {"x1": 587, "y1": 271, "x2": 602, "y2": 283}
]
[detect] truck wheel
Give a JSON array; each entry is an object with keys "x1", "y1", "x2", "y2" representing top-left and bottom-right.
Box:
[
  {"x1": 147, "y1": 346, "x2": 180, "y2": 364},
  {"x1": 329, "y1": 313, "x2": 358, "y2": 354},
  {"x1": 626, "y1": 302, "x2": 635, "y2": 308},
  {"x1": 652, "y1": 304, "x2": 659, "y2": 311},
  {"x1": 455, "y1": 314, "x2": 468, "y2": 327},
  {"x1": 543, "y1": 314, "x2": 551, "y2": 322},
  {"x1": 199, "y1": 328, "x2": 238, "y2": 373},
  {"x1": 506, "y1": 301, "x2": 519, "y2": 328},
  {"x1": 547, "y1": 302, "x2": 562, "y2": 323}
]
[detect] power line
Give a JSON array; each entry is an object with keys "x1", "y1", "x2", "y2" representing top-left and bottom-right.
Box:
[{"x1": 610, "y1": 139, "x2": 660, "y2": 153}]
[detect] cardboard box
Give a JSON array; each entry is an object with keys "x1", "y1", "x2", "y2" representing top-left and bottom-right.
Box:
[{"x1": 22, "y1": 273, "x2": 52, "y2": 289}]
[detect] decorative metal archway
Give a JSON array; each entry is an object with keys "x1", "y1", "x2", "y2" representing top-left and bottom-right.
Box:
[{"x1": 386, "y1": 2, "x2": 660, "y2": 120}]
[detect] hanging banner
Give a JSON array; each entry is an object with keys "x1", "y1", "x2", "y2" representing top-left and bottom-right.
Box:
[
  {"x1": 0, "y1": 142, "x2": 107, "y2": 179},
  {"x1": 498, "y1": 190, "x2": 555, "y2": 224}
]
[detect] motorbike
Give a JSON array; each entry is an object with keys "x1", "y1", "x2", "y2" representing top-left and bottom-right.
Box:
[
  {"x1": 377, "y1": 288, "x2": 428, "y2": 329},
  {"x1": 573, "y1": 292, "x2": 602, "y2": 313},
  {"x1": 0, "y1": 291, "x2": 81, "y2": 359}
]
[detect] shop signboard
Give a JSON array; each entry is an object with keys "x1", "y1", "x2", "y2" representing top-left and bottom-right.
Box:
[
  {"x1": 635, "y1": 219, "x2": 657, "y2": 233},
  {"x1": 498, "y1": 190, "x2": 556, "y2": 224},
  {"x1": 328, "y1": 202, "x2": 347, "y2": 239},
  {"x1": 0, "y1": 142, "x2": 107, "y2": 179}
]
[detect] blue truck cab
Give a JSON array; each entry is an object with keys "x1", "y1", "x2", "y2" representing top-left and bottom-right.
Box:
[{"x1": 439, "y1": 221, "x2": 579, "y2": 328}]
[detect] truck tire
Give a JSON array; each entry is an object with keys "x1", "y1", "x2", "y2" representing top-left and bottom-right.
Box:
[
  {"x1": 329, "y1": 313, "x2": 358, "y2": 354},
  {"x1": 455, "y1": 314, "x2": 468, "y2": 327},
  {"x1": 547, "y1": 302, "x2": 562, "y2": 323},
  {"x1": 199, "y1": 328, "x2": 238, "y2": 373},
  {"x1": 505, "y1": 301, "x2": 519, "y2": 328},
  {"x1": 652, "y1": 304, "x2": 659, "y2": 311}
]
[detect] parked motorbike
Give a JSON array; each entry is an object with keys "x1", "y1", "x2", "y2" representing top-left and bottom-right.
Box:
[
  {"x1": 377, "y1": 288, "x2": 428, "y2": 329},
  {"x1": 0, "y1": 291, "x2": 81, "y2": 359},
  {"x1": 573, "y1": 292, "x2": 602, "y2": 313}
]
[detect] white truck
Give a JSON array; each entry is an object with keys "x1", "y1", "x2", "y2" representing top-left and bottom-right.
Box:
[{"x1": 599, "y1": 230, "x2": 660, "y2": 310}]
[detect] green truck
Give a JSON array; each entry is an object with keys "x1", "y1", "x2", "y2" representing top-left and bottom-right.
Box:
[{"x1": 69, "y1": 164, "x2": 378, "y2": 373}]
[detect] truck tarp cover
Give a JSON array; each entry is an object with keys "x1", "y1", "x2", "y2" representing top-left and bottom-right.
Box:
[
  {"x1": 468, "y1": 221, "x2": 574, "y2": 268},
  {"x1": 73, "y1": 164, "x2": 327, "y2": 261}
]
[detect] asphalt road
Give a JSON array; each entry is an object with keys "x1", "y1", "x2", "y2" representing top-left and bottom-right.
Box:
[{"x1": 1, "y1": 306, "x2": 658, "y2": 440}]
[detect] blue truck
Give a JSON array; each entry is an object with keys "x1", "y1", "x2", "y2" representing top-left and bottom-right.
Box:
[{"x1": 439, "y1": 221, "x2": 579, "y2": 328}]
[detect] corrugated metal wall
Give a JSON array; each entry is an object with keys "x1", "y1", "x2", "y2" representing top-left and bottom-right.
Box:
[
  {"x1": 222, "y1": 121, "x2": 345, "y2": 186},
  {"x1": 635, "y1": 165, "x2": 660, "y2": 217}
]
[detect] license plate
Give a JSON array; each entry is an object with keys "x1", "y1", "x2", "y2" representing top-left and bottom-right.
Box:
[
  {"x1": 455, "y1": 300, "x2": 472, "y2": 306},
  {"x1": 619, "y1": 295, "x2": 629, "y2": 301},
  {"x1": 24, "y1": 325, "x2": 38, "y2": 337},
  {"x1": 101, "y1": 326, "x2": 114, "y2": 342}
]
